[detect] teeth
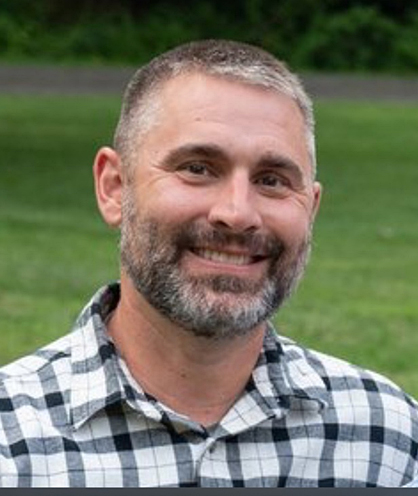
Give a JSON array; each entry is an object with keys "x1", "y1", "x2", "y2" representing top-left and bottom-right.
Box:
[{"x1": 196, "y1": 249, "x2": 252, "y2": 266}]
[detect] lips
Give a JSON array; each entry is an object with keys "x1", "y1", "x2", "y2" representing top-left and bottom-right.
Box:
[{"x1": 191, "y1": 247, "x2": 264, "y2": 266}]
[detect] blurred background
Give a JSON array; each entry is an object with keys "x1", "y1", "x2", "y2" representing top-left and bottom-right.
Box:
[
  {"x1": 1, "y1": 0, "x2": 418, "y2": 396},
  {"x1": 1, "y1": 0, "x2": 418, "y2": 72}
]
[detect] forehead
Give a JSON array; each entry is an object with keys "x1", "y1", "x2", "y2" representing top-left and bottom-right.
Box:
[
  {"x1": 156, "y1": 71, "x2": 303, "y2": 121},
  {"x1": 141, "y1": 72, "x2": 311, "y2": 172}
]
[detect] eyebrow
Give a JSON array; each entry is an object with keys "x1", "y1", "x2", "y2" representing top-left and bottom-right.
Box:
[
  {"x1": 257, "y1": 153, "x2": 305, "y2": 185},
  {"x1": 161, "y1": 143, "x2": 306, "y2": 184},
  {"x1": 160, "y1": 143, "x2": 229, "y2": 168}
]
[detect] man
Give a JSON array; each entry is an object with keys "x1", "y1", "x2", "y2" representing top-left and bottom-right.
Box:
[{"x1": 0, "y1": 40, "x2": 417, "y2": 487}]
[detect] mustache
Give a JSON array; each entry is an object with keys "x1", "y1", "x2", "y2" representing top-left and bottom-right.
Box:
[{"x1": 173, "y1": 223, "x2": 284, "y2": 259}]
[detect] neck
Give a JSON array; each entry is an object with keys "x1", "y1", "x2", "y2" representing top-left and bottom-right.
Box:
[{"x1": 107, "y1": 274, "x2": 266, "y2": 426}]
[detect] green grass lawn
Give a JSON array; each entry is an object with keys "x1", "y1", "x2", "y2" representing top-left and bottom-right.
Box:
[{"x1": 1, "y1": 95, "x2": 417, "y2": 398}]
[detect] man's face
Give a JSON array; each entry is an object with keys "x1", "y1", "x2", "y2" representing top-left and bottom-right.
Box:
[{"x1": 120, "y1": 73, "x2": 321, "y2": 340}]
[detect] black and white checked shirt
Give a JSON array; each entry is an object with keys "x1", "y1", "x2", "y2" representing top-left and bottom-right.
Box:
[{"x1": 1, "y1": 283, "x2": 417, "y2": 487}]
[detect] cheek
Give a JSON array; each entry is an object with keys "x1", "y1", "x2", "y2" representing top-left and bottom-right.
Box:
[
  {"x1": 266, "y1": 205, "x2": 313, "y2": 244},
  {"x1": 136, "y1": 181, "x2": 212, "y2": 222}
]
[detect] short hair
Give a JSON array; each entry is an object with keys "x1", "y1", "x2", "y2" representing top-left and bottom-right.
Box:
[{"x1": 114, "y1": 39, "x2": 316, "y2": 177}]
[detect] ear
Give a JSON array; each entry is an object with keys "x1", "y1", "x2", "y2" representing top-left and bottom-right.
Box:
[
  {"x1": 93, "y1": 146, "x2": 123, "y2": 228},
  {"x1": 311, "y1": 181, "x2": 322, "y2": 220}
]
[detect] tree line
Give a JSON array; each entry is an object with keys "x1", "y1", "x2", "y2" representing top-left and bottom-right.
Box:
[{"x1": 1, "y1": 0, "x2": 417, "y2": 72}]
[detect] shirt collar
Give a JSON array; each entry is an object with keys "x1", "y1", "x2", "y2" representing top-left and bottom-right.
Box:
[
  {"x1": 255, "y1": 323, "x2": 330, "y2": 412},
  {"x1": 68, "y1": 284, "x2": 329, "y2": 431},
  {"x1": 69, "y1": 284, "x2": 176, "y2": 430},
  {"x1": 69, "y1": 284, "x2": 126, "y2": 428},
  {"x1": 212, "y1": 324, "x2": 329, "y2": 437}
]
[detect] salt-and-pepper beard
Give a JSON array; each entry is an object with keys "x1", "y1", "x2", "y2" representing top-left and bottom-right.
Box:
[{"x1": 120, "y1": 189, "x2": 312, "y2": 341}]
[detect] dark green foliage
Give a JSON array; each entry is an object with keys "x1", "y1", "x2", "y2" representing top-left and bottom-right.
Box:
[
  {"x1": 293, "y1": 6, "x2": 399, "y2": 70},
  {"x1": 0, "y1": 0, "x2": 417, "y2": 72}
]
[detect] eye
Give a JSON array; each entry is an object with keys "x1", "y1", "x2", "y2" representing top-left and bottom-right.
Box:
[
  {"x1": 255, "y1": 172, "x2": 289, "y2": 192},
  {"x1": 176, "y1": 161, "x2": 217, "y2": 184},
  {"x1": 183, "y1": 162, "x2": 210, "y2": 176}
]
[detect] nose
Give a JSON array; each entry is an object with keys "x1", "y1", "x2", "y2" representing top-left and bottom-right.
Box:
[{"x1": 207, "y1": 172, "x2": 262, "y2": 233}]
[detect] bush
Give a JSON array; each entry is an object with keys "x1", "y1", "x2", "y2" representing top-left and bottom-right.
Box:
[
  {"x1": 0, "y1": 13, "x2": 40, "y2": 59},
  {"x1": 392, "y1": 11, "x2": 418, "y2": 72},
  {"x1": 293, "y1": 6, "x2": 399, "y2": 71},
  {"x1": 0, "y1": 0, "x2": 417, "y2": 73}
]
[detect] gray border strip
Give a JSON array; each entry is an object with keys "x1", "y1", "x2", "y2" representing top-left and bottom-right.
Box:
[
  {"x1": 1, "y1": 65, "x2": 418, "y2": 100},
  {"x1": 0, "y1": 488, "x2": 412, "y2": 494}
]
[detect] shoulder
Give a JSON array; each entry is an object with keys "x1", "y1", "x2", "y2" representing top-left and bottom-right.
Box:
[
  {"x1": 0, "y1": 332, "x2": 73, "y2": 416},
  {"x1": 276, "y1": 332, "x2": 418, "y2": 422},
  {"x1": 279, "y1": 332, "x2": 416, "y2": 394},
  {"x1": 0, "y1": 283, "x2": 116, "y2": 389},
  {"x1": 0, "y1": 333, "x2": 72, "y2": 382},
  {"x1": 310, "y1": 345, "x2": 416, "y2": 403},
  {"x1": 0, "y1": 334, "x2": 73, "y2": 484}
]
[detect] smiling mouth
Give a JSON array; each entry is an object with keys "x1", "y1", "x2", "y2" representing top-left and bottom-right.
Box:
[{"x1": 191, "y1": 247, "x2": 265, "y2": 266}]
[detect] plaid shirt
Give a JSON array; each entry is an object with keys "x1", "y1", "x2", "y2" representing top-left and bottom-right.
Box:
[{"x1": 1, "y1": 283, "x2": 417, "y2": 487}]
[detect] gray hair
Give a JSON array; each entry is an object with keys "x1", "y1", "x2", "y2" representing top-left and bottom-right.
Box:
[{"x1": 114, "y1": 39, "x2": 316, "y2": 178}]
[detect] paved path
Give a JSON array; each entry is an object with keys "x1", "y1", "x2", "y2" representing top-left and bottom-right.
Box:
[{"x1": 0, "y1": 65, "x2": 418, "y2": 101}]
